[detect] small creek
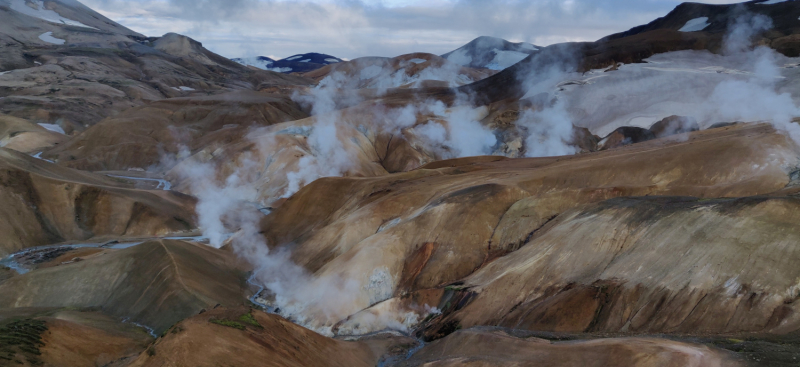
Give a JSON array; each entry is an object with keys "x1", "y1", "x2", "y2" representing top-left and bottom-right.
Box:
[
  {"x1": 106, "y1": 174, "x2": 172, "y2": 190},
  {"x1": 0, "y1": 235, "x2": 208, "y2": 275}
]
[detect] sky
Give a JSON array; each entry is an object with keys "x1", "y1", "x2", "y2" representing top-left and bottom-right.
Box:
[{"x1": 79, "y1": 0, "x2": 743, "y2": 60}]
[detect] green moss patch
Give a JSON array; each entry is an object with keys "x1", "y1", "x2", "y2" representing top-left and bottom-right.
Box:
[
  {"x1": 209, "y1": 319, "x2": 245, "y2": 330},
  {"x1": 238, "y1": 313, "x2": 262, "y2": 328},
  {"x1": 209, "y1": 311, "x2": 262, "y2": 331}
]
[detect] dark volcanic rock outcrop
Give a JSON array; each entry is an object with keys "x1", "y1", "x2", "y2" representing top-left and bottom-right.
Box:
[
  {"x1": 649, "y1": 115, "x2": 700, "y2": 138},
  {"x1": 597, "y1": 126, "x2": 656, "y2": 150}
]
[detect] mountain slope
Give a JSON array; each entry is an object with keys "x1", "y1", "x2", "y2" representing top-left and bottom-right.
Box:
[
  {"x1": 257, "y1": 123, "x2": 800, "y2": 334},
  {"x1": 128, "y1": 307, "x2": 379, "y2": 367},
  {"x1": 231, "y1": 55, "x2": 276, "y2": 70},
  {"x1": 442, "y1": 36, "x2": 539, "y2": 70},
  {"x1": 455, "y1": 1, "x2": 800, "y2": 108},
  {"x1": 0, "y1": 240, "x2": 249, "y2": 333},
  {"x1": 0, "y1": 147, "x2": 196, "y2": 254},
  {"x1": 602, "y1": 1, "x2": 800, "y2": 49},
  {"x1": 272, "y1": 52, "x2": 343, "y2": 73},
  {"x1": 301, "y1": 52, "x2": 496, "y2": 89},
  {"x1": 233, "y1": 52, "x2": 342, "y2": 73},
  {"x1": 0, "y1": 1, "x2": 313, "y2": 132},
  {"x1": 42, "y1": 90, "x2": 309, "y2": 171}
]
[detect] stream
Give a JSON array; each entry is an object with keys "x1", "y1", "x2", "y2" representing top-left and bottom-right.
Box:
[
  {"x1": 0, "y1": 235, "x2": 208, "y2": 275},
  {"x1": 106, "y1": 174, "x2": 172, "y2": 190}
]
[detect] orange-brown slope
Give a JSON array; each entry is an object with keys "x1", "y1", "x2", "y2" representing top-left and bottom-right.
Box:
[
  {"x1": 43, "y1": 90, "x2": 309, "y2": 172},
  {"x1": 256, "y1": 123, "x2": 800, "y2": 333},
  {"x1": 0, "y1": 114, "x2": 67, "y2": 154},
  {"x1": 39, "y1": 310, "x2": 152, "y2": 367},
  {"x1": 0, "y1": 148, "x2": 195, "y2": 255},
  {"x1": 419, "y1": 194, "x2": 800, "y2": 339},
  {"x1": 0, "y1": 240, "x2": 249, "y2": 334},
  {"x1": 400, "y1": 328, "x2": 742, "y2": 367},
  {"x1": 0, "y1": 309, "x2": 153, "y2": 367},
  {"x1": 302, "y1": 53, "x2": 495, "y2": 88},
  {"x1": 128, "y1": 307, "x2": 379, "y2": 367}
]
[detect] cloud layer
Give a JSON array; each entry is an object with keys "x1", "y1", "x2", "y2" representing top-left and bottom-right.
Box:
[{"x1": 80, "y1": 0, "x2": 742, "y2": 61}]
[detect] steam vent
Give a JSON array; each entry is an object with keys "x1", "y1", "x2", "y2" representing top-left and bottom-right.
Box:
[{"x1": 2, "y1": 0, "x2": 800, "y2": 365}]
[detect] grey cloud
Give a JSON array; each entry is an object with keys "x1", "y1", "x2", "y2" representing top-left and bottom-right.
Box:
[{"x1": 79, "y1": 0, "x2": 744, "y2": 60}]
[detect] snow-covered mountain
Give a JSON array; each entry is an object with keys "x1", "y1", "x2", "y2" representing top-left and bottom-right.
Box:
[
  {"x1": 230, "y1": 56, "x2": 276, "y2": 71},
  {"x1": 442, "y1": 36, "x2": 539, "y2": 71},
  {"x1": 232, "y1": 52, "x2": 342, "y2": 73}
]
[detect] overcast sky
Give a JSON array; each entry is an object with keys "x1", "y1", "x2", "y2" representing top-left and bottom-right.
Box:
[{"x1": 79, "y1": 0, "x2": 741, "y2": 60}]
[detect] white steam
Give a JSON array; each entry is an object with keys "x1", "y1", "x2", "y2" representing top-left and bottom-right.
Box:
[
  {"x1": 518, "y1": 11, "x2": 800, "y2": 149},
  {"x1": 701, "y1": 13, "x2": 800, "y2": 143},
  {"x1": 170, "y1": 147, "x2": 263, "y2": 248},
  {"x1": 171, "y1": 9, "x2": 800, "y2": 340},
  {"x1": 518, "y1": 99, "x2": 579, "y2": 157},
  {"x1": 328, "y1": 56, "x2": 481, "y2": 91},
  {"x1": 516, "y1": 60, "x2": 585, "y2": 157},
  {"x1": 414, "y1": 101, "x2": 498, "y2": 158},
  {"x1": 283, "y1": 77, "x2": 357, "y2": 198}
]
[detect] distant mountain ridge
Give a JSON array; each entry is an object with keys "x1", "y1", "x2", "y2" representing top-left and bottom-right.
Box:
[
  {"x1": 600, "y1": 0, "x2": 800, "y2": 53},
  {"x1": 0, "y1": 0, "x2": 312, "y2": 132},
  {"x1": 232, "y1": 52, "x2": 343, "y2": 73},
  {"x1": 231, "y1": 56, "x2": 276, "y2": 70},
  {"x1": 442, "y1": 36, "x2": 539, "y2": 70}
]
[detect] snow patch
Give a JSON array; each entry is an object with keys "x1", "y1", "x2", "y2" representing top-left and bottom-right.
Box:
[
  {"x1": 299, "y1": 59, "x2": 311, "y2": 63},
  {"x1": 232, "y1": 57, "x2": 274, "y2": 70},
  {"x1": 408, "y1": 58, "x2": 427, "y2": 64},
  {"x1": 679, "y1": 17, "x2": 711, "y2": 32},
  {"x1": 38, "y1": 123, "x2": 65, "y2": 134},
  {"x1": 285, "y1": 55, "x2": 303, "y2": 61},
  {"x1": 486, "y1": 49, "x2": 529, "y2": 70},
  {"x1": 38, "y1": 31, "x2": 65, "y2": 45},
  {"x1": 9, "y1": 0, "x2": 96, "y2": 29},
  {"x1": 446, "y1": 48, "x2": 472, "y2": 67},
  {"x1": 359, "y1": 65, "x2": 384, "y2": 80},
  {"x1": 519, "y1": 43, "x2": 539, "y2": 51},
  {"x1": 324, "y1": 58, "x2": 340, "y2": 63},
  {"x1": 171, "y1": 86, "x2": 195, "y2": 91},
  {"x1": 758, "y1": 0, "x2": 789, "y2": 4},
  {"x1": 456, "y1": 74, "x2": 473, "y2": 85},
  {"x1": 267, "y1": 67, "x2": 292, "y2": 73}
]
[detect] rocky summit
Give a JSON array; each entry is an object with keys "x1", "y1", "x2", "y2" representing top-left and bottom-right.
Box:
[{"x1": 1, "y1": 0, "x2": 800, "y2": 366}]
